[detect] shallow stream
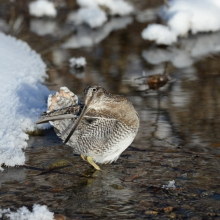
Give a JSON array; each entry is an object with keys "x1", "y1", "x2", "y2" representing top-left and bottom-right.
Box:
[{"x1": 0, "y1": 0, "x2": 220, "y2": 219}]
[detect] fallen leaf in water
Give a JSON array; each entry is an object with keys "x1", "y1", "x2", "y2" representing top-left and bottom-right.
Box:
[
  {"x1": 147, "y1": 74, "x2": 169, "y2": 90},
  {"x1": 163, "y1": 206, "x2": 173, "y2": 213},
  {"x1": 145, "y1": 211, "x2": 158, "y2": 215},
  {"x1": 208, "y1": 213, "x2": 217, "y2": 217},
  {"x1": 138, "y1": 200, "x2": 153, "y2": 210},
  {"x1": 54, "y1": 214, "x2": 66, "y2": 220},
  {"x1": 169, "y1": 212, "x2": 176, "y2": 219},
  {"x1": 210, "y1": 143, "x2": 220, "y2": 147},
  {"x1": 121, "y1": 174, "x2": 138, "y2": 182},
  {"x1": 50, "y1": 188, "x2": 63, "y2": 192}
]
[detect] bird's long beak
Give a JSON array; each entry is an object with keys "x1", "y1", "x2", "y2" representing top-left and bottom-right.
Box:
[
  {"x1": 36, "y1": 114, "x2": 76, "y2": 124},
  {"x1": 64, "y1": 95, "x2": 93, "y2": 144}
]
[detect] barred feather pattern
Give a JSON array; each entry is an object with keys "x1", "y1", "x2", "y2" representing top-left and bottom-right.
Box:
[
  {"x1": 53, "y1": 115, "x2": 137, "y2": 163},
  {"x1": 41, "y1": 86, "x2": 139, "y2": 164}
]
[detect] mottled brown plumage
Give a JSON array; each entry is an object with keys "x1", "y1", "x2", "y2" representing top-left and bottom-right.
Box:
[{"x1": 37, "y1": 85, "x2": 139, "y2": 169}]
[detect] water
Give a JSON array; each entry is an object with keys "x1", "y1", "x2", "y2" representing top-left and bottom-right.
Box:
[{"x1": 1, "y1": 0, "x2": 220, "y2": 219}]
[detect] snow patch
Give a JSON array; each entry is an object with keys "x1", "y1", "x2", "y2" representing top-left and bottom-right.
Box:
[
  {"x1": 142, "y1": 0, "x2": 220, "y2": 45},
  {"x1": 72, "y1": 0, "x2": 133, "y2": 28},
  {"x1": 29, "y1": 0, "x2": 57, "y2": 17},
  {"x1": 77, "y1": 0, "x2": 133, "y2": 16},
  {"x1": 74, "y1": 7, "x2": 107, "y2": 28},
  {"x1": 0, "y1": 204, "x2": 54, "y2": 220},
  {"x1": 0, "y1": 32, "x2": 50, "y2": 170},
  {"x1": 162, "y1": 180, "x2": 176, "y2": 189},
  {"x1": 142, "y1": 24, "x2": 177, "y2": 45},
  {"x1": 69, "y1": 57, "x2": 87, "y2": 68}
]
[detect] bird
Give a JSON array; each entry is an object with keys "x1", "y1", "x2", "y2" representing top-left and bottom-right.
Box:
[{"x1": 36, "y1": 85, "x2": 139, "y2": 170}]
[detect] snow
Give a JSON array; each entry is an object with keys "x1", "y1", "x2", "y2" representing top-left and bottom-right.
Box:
[
  {"x1": 71, "y1": 0, "x2": 133, "y2": 28},
  {"x1": 77, "y1": 0, "x2": 133, "y2": 16},
  {"x1": 162, "y1": 180, "x2": 176, "y2": 189},
  {"x1": 142, "y1": 24, "x2": 177, "y2": 45},
  {"x1": 69, "y1": 57, "x2": 87, "y2": 68},
  {"x1": 29, "y1": 0, "x2": 57, "y2": 17},
  {"x1": 0, "y1": 32, "x2": 50, "y2": 170},
  {"x1": 97, "y1": 0, "x2": 133, "y2": 16},
  {"x1": 0, "y1": 204, "x2": 54, "y2": 220},
  {"x1": 142, "y1": 0, "x2": 220, "y2": 45},
  {"x1": 74, "y1": 7, "x2": 107, "y2": 28}
]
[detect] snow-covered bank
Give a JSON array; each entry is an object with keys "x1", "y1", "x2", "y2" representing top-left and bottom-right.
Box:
[
  {"x1": 0, "y1": 204, "x2": 54, "y2": 220},
  {"x1": 0, "y1": 33, "x2": 50, "y2": 170},
  {"x1": 142, "y1": 0, "x2": 220, "y2": 45}
]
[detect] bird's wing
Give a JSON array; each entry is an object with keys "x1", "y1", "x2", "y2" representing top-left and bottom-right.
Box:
[
  {"x1": 65, "y1": 116, "x2": 120, "y2": 155},
  {"x1": 36, "y1": 105, "x2": 121, "y2": 155}
]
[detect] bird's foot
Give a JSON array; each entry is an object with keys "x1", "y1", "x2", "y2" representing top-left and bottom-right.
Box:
[
  {"x1": 81, "y1": 154, "x2": 87, "y2": 161},
  {"x1": 86, "y1": 156, "x2": 101, "y2": 170}
]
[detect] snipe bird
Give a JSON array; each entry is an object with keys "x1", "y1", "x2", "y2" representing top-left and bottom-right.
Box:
[{"x1": 37, "y1": 85, "x2": 139, "y2": 170}]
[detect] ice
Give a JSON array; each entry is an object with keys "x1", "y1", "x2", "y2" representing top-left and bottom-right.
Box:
[
  {"x1": 0, "y1": 32, "x2": 50, "y2": 170},
  {"x1": 29, "y1": 0, "x2": 57, "y2": 17},
  {"x1": 0, "y1": 204, "x2": 54, "y2": 220},
  {"x1": 69, "y1": 57, "x2": 87, "y2": 68},
  {"x1": 142, "y1": 0, "x2": 220, "y2": 45}
]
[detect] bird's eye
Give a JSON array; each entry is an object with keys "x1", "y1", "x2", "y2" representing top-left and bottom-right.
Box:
[{"x1": 93, "y1": 88, "x2": 97, "y2": 92}]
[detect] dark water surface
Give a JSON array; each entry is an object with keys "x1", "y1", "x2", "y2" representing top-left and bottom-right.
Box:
[{"x1": 1, "y1": 0, "x2": 220, "y2": 219}]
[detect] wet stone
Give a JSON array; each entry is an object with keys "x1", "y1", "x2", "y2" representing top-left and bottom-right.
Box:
[
  {"x1": 54, "y1": 214, "x2": 67, "y2": 220},
  {"x1": 41, "y1": 159, "x2": 73, "y2": 171}
]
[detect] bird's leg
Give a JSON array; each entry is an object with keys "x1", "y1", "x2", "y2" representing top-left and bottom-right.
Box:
[
  {"x1": 86, "y1": 156, "x2": 101, "y2": 170},
  {"x1": 81, "y1": 154, "x2": 86, "y2": 161}
]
